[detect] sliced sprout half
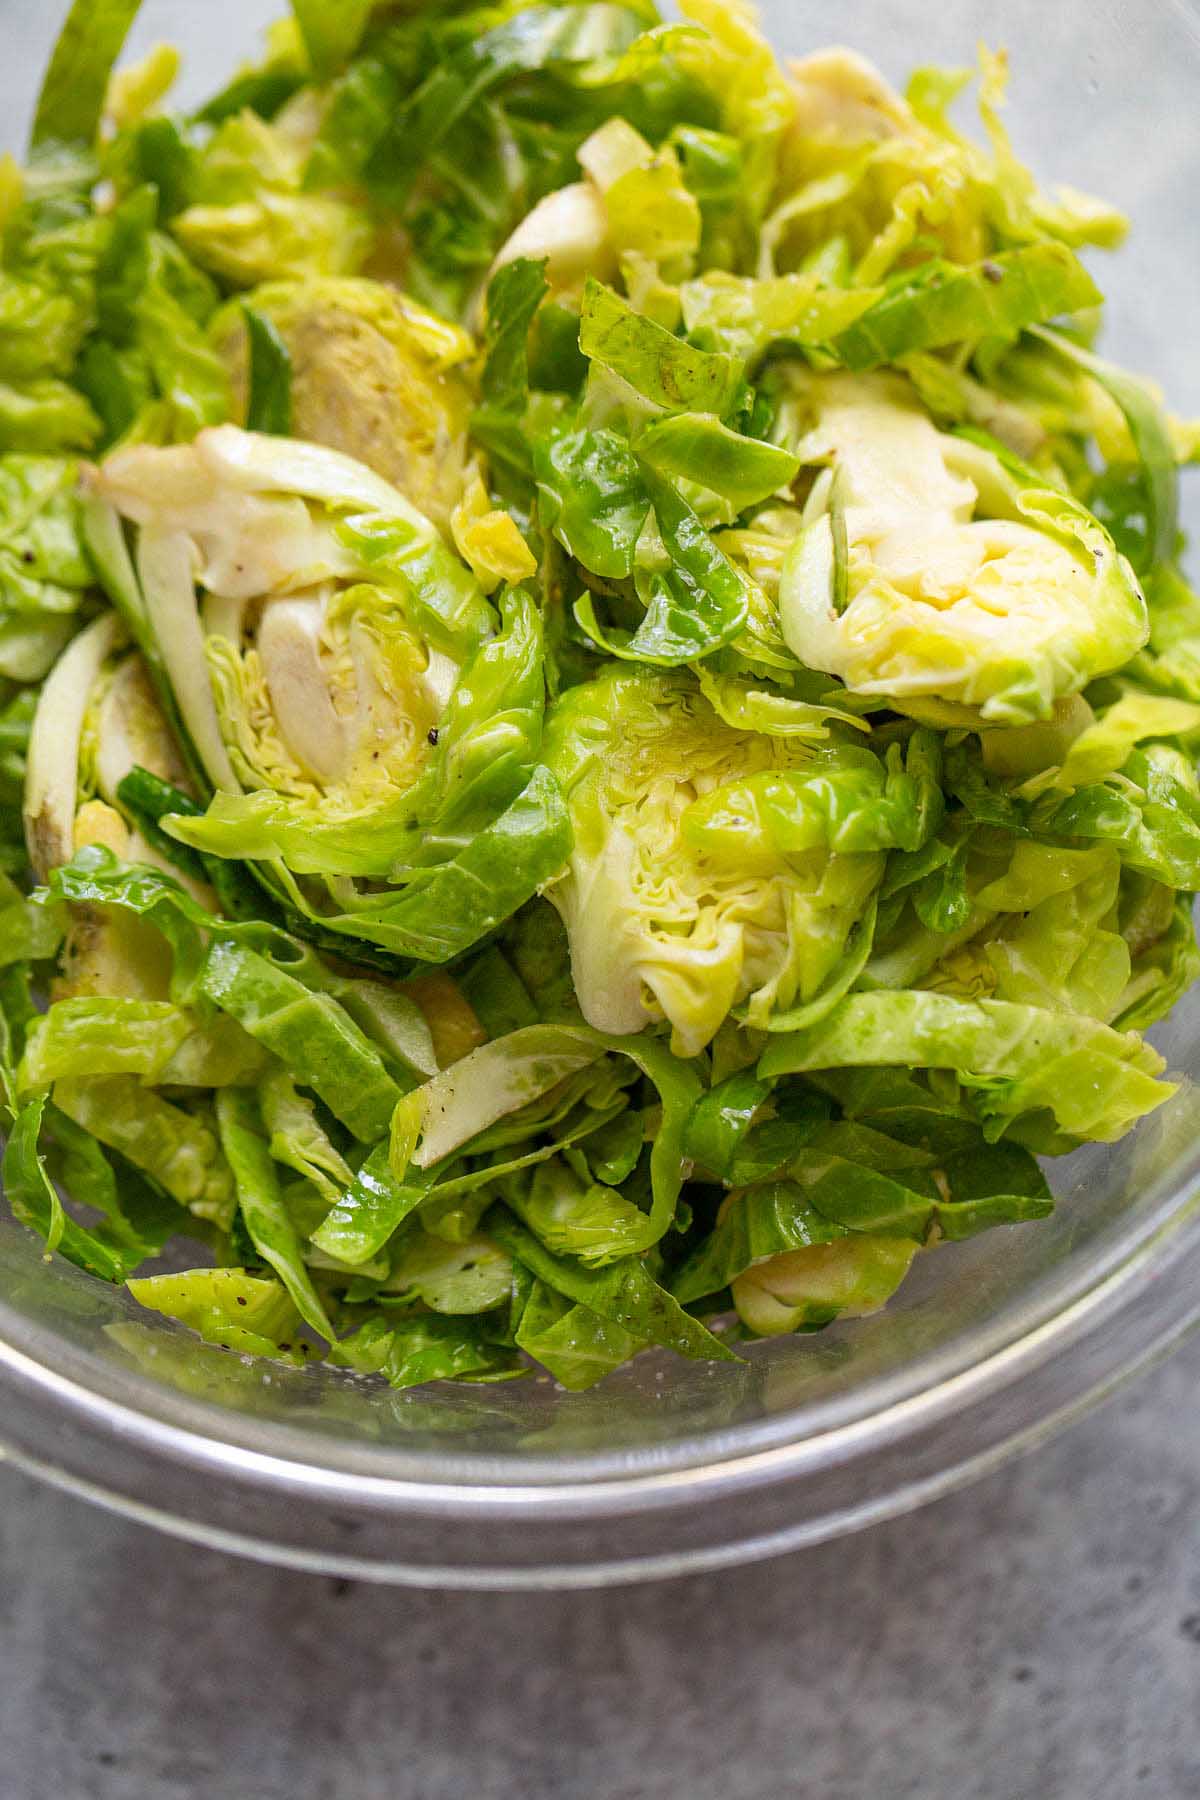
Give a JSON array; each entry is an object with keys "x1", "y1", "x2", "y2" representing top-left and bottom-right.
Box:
[
  {"x1": 215, "y1": 277, "x2": 476, "y2": 532},
  {"x1": 83, "y1": 426, "x2": 563, "y2": 968},
  {"x1": 778, "y1": 372, "x2": 1149, "y2": 725},
  {"x1": 24, "y1": 610, "x2": 123, "y2": 881},
  {"x1": 90, "y1": 424, "x2": 492, "y2": 824},
  {"x1": 24, "y1": 612, "x2": 208, "y2": 1001},
  {"x1": 543, "y1": 666, "x2": 897, "y2": 1057},
  {"x1": 732, "y1": 1233, "x2": 918, "y2": 1336}
]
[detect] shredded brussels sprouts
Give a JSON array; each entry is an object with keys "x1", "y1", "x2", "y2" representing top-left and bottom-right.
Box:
[{"x1": 3, "y1": 0, "x2": 1199, "y2": 1395}]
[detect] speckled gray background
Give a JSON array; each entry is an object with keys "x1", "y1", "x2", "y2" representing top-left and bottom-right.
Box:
[
  {"x1": 3, "y1": 2, "x2": 1200, "y2": 1794},
  {"x1": 3, "y1": 1344, "x2": 1200, "y2": 1799}
]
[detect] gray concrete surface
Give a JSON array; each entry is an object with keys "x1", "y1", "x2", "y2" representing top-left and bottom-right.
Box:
[{"x1": 2, "y1": 1338, "x2": 1200, "y2": 1799}]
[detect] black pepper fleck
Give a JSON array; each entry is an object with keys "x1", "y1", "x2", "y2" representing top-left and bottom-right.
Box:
[
  {"x1": 982, "y1": 261, "x2": 1005, "y2": 284},
  {"x1": 428, "y1": 728, "x2": 440, "y2": 746}
]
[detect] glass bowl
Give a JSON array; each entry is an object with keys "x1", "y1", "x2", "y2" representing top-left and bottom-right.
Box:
[{"x1": 3, "y1": 0, "x2": 1200, "y2": 1589}]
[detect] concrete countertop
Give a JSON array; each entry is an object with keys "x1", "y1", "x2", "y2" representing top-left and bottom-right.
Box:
[{"x1": 2, "y1": 1338, "x2": 1199, "y2": 1800}]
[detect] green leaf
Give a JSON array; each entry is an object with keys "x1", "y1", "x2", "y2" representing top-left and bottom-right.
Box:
[
  {"x1": 1030, "y1": 326, "x2": 1178, "y2": 573},
  {"x1": 172, "y1": 112, "x2": 371, "y2": 289},
  {"x1": 0, "y1": 381, "x2": 100, "y2": 456},
  {"x1": 2, "y1": 1094, "x2": 141, "y2": 1282},
  {"x1": 0, "y1": 963, "x2": 38, "y2": 1111},
  {"x1": 193, "y1": 70, "x2": 304, "y2": 129},
  {"x1": 784, "y1": 1125, "x2": 1052, "y2": 1241},
  {"x1": 0, "y1": 870, "x2": 60, "y2": 967},
  {"x1": 635, "y1": 413, "x2": 800, "y2": 513},
  {"x1": 364, "y1": 5, "x2": 648, "y2": 206},
  {"x1": 575, "y1": 469, "x2": 750, "y2": 664},
  {"x1": 114, "y1": 766, "x2": 265, "y2": 918},
  {"x1": 731, "y1": 1233, "x2": 919, "y2": 1337},
  {"x1": 761, "y1": 991, "x2": 1174, "y2": 1144},
  {"x1": 505, "y1": 1156, "x2": 653, "y2": 1267},
  {"x1": 895, "y1": 835, "x2": 974, "y2": 935},
  {"x1": 402, "y1": 1025, "x2": 609, "y2": 1171},
  {"x1": 271, "y1": 767, "x2": 574, "y2": 965},
  {"x1": 330, "y1": 982, "x2": 437, "y2": 1084},
  {"x1": 1037, "y1": 747, "x2": 1200, "y2": 890},
  {"x1": 242, "y1": 305, "x2": 292, "y2": 436},
  {"x1": 44, "y1": 850, "x2": 222, "y2": 999},
  {"x1": 81, "y1": 186, "x2": 230, "y2": 445},
  {"x1": 922, "y1": 1140, "x2": 1056, "y2": 1241},
  {"x1": 832, "y1": 246, "x2": 1102, "y2": 371},
  {"x1": 31, "y1": 0, "x2": 144, "y2": 149},
  {"x1": 0, "y1": 456, "x2": 98, "y2": 682},
  {"x1": 580, "y1": 279, "x2": 740, "y2": 415},
  {"x1": 336, "y1": 1312, "x2": 521, "y2": 1389},
  {"x1": 291, "y1": 0, "x2": 374, "y2": 80},
  {"x1": 311, "y1": 1141, "x2": 435, "y2": 1268},
  {"x1": 52, "y1": 1075, "x2": 234, "y2": 1223},
  {"x1": 487, "y1": 1206, "x2": 739, "y2": 1364},
  {"x1": 1130, "y1": 565, "x2": 1200, "y2": 703},
  {"x1": 414, "y1": 1072, "x2": 625, "y2": 1209},
  {"x1": 198, "y1": 940, "x2": 403, "y2": 1143},
  {"x1": 128, "y1": 1267, "x2": 306, "y2": 1358},
  {"x1": 1116, "y1": 891, "x2": 1200, "y2": 1032},
  {"x1": 680, "y1": 270, "x2": 881, "y2": 367},
  {"x1": 673, "y1": 1179, "x2": 848, "y2": 1305},
  {"x1": 682, "y1": 734, "x2": 944, "y2": 859},
  {"x1": 1052, "y1": 695, "x2": 1200, "y2": 793},
  {"x1": 18, "y1": 997, "x2": 190, "y2": 1093},
  {"x1": 481, "y1": 258, "x2": 549, "y2": 412},
  {"x1": 402, "y1": 1022, "x2": 700, "y2": 1254},
  {"x1": 513, "y1": 1277, "x2": 643, "y2": 1389},
  {"x1": 457, "y1": 945, "x2": 540, "y2": 1040},
  {"x1": 535, "y1": 423, "x2": 652, "y2": 579},
  {"x1": 684, "y1": 1069, "x2": 772, "y2": 1181},
  {"x1": 385, "y1": 1230, "x2": 513, "y2": 1315},
  {"x1": 724, "y1": 1085, "x2": 834, "y2": 1187},
  {"x1": 584, "y1": 1107, "x2": 645, "y2": 1186},
  {"x1": 259, "y1": 1067, "x2": 352, "y2": 1207},
  {"x1": 808, "y1": 1068, "x2": 998, "y2": 1158},
  {"x1": 694, "y1": 668, "x2": 867, "y2": 742},
  {"x1": 130, "y1": 116, "x2": 196, "y2": 218},
  {"x1": 215, "y1": 1087, "x2": 335, "y2": 1341},
  {"x1": 42, "y1": 845, "x2": 426, "y2": 1062},
  {"x1": 41, "y1": 1103, "x2": 186, "y2": 1256},
  {"x1": 114, "y1": 765, "x2": 228, "y2": 895},
  {"x1": 505, "y1": 900, "x2": 580, "y2": 1025}
]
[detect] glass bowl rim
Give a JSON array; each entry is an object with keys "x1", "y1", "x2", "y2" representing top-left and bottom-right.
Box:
[{"x1": 1, "y1": 1115, "x2": 1199, "y2": 1587}]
